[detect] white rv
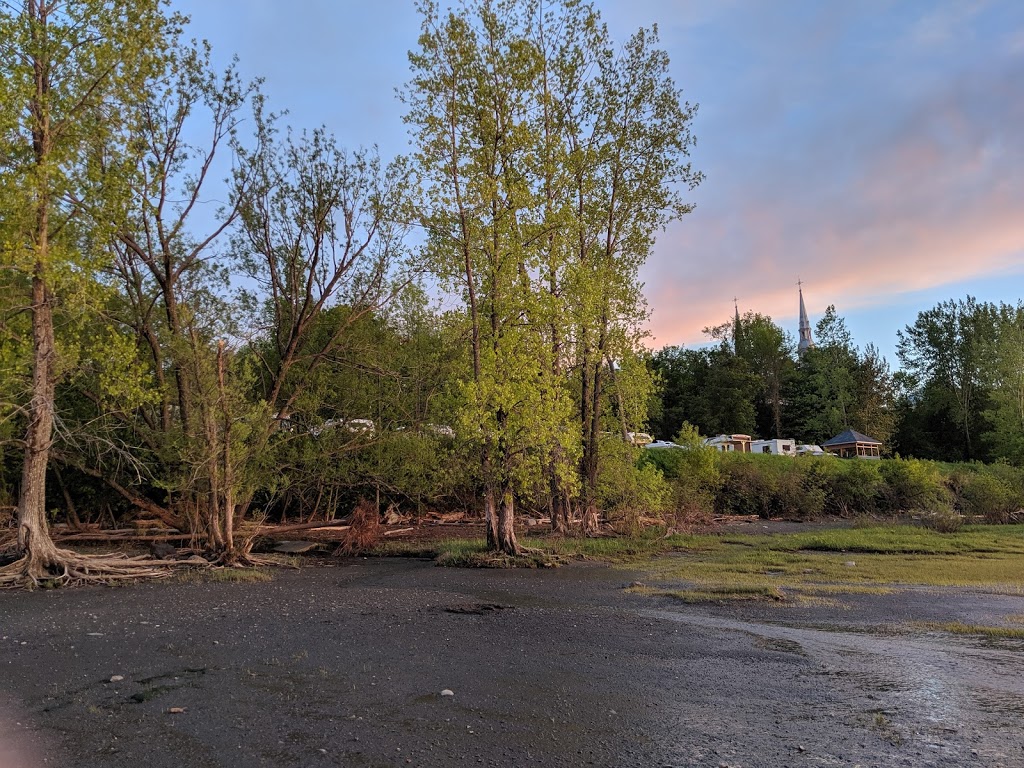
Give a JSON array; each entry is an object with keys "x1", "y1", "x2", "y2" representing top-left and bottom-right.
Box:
[{"x1": 750, "y1": 438, "x2": 796, "y2": 456}]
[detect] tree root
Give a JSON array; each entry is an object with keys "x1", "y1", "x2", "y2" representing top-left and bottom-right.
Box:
[{"x1": 0, "y1": 547, "x2": 206, "y2": 589}]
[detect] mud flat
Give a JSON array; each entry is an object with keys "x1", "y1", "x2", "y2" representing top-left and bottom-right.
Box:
[{"x1": 2, "y1": 558, "x2": 1023, "y2": 767}]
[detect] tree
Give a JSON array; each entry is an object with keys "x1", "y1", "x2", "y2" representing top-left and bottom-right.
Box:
[
  {"x1": 0, "y1": 0, "x2": 182, "y2": 586},
  {"x1": 981, "y1": 303, "x2": 1024, "y2": 464},
  {"x1": 404, "y1": 0, "x2": 574, "y2": 554},
  {"x1": 789, "y1": 307, "x2": 895, "y2": 447},
  {"x1": 649, "y1": 345, "x2": 758, "y2": 439},
  {"x1": 210, "y1": 125, "x2": 413, "y2": 561},
  {"x1": 897, "y1": 297, "x2": 996, "y2": 461},
  {"x1": 710, "y1": 312, "x2": 794, "y2": 438},
  {"x1": 568, "y1": 20, "x2": 701, "y2": 533},
  {"x1": 404, "y1": 0, "x2": 700, "y2": 548}
]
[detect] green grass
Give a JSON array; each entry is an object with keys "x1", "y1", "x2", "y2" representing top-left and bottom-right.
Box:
[
  {"x1": 627, "y1": 583, "x2": 786, "y2": 604},
  {"x1": 632, "y1": 524, "x2": 1024, "y2": 603},
  {"x1": 371, "y1": 524, "x2": 1024, "y2": 600},
  {"x1": 915, "y1": 621, "x2": 1024, "y2": 639},
  {"x1": 372, "y1": 529, "x2": 683, "y2": 566},
  {"x1": 372, "y1": 531, "x2": 677, "y2": 564}
]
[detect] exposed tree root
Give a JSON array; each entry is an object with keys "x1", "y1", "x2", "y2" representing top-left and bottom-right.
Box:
[{"x1": 0, "y1": 548, "x2": 206, "y2": 589}]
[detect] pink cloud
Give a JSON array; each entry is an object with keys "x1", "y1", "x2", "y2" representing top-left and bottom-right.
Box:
[{"x1": 643, "y1": 56, "x2": 1024, "y2": 349}]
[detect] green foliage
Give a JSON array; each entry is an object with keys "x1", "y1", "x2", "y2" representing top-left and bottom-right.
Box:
[
  {"x1": 896, "y1": 296, "x2": 998, "y2": 462},
  {"x1": 877, "y1": 458, "x2": 951, "y2": 513},
  {"x1": 639, "y1": 423, "x2": 720, "y2": 524},
  {"x1": 948, "y1": 465, "x2": 1023, "y2": 523},
  {"x1": 715, "y1": 454, "x2": 825, "y2": 520},
  {"x1": 817, "y1": 459, "x2": 883, "y2": 517},
  {"x1": 596, "y1": 438, "x2": 671, "y2": 532},
  {"x1": 648, "y1": 346, "x2": 758, "y2": 440}
]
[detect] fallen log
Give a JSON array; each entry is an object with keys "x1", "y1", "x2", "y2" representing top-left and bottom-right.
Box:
[
  {"x1": 54, "y1": 531, "x2": 194, "y2": 542},
  {"x1": 253, "y1": 518, "x2": 353, "y2": 536}
]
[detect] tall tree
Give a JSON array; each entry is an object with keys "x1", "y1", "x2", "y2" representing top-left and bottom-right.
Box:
[
  {"x1": 0, "y1": 0, "x2": 181, "y2": 585},
  {"x1": 981, "y1": 302, "x2": 1024, "y2": 464},
  {"x1": 570, "y1": 20, "x2": 701, "y2": 532},
  {"x1": 897, "y1": 296, "x2": 996, "y2": 461},
  {"x1": 404, "y1": 0, "x2": 569, "y2": 554},
  {"x1": 404, "y1": 0, "x2": 700, "y2": 548},
  {"x1": 789, "y1": 307, "x2": 895, "y2": 446},
  {"x1": 649, "y1": 345, "x2": 758, "y2": 440},
  {"x1": 710, "y1": 311, "x2": 794, "y2": 438}
]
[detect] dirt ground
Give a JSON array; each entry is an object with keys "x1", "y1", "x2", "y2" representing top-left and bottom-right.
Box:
[{"x1": 3, "y1": 554, "x2": 1024, "y2": 768}]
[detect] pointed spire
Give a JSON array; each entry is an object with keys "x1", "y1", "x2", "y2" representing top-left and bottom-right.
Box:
[
  {"x1": 797, "y1": 279, "x2": 814, "y2": 355},
  {"x1": 732, "y1": 297, "x2": 742, "y2": 354}
]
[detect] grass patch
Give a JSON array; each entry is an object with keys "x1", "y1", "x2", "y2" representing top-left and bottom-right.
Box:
[
  {"x1": 916, "y1": 621, "x2": 1024, "y2": 639},
  {"x1": 627, "y1": 583, "x2": 785, "y2": 604},
  {"x1": 176, "y1": 567, "x2": 273, "y2": 584},
  {"x1": 372, "y1": 531, "x2": 683, "y2": 566},
  {"x1": 533, "y1": 531, "x2": 687, "y2": 562},
  {"x1": 371, "y1": 538, "x2": 484, "y2": 560},
  {"x1": 630, "y1": 524, "x2": 1024, "y2": 603}
]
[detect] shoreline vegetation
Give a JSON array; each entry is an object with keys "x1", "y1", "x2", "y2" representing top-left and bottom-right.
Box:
[{"x1": 3, "y1": 1, "x2": 1023, "y2": 588}]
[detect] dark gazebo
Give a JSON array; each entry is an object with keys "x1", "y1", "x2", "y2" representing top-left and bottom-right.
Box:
[{"x1": 822, "y1": 429, "x2": 882, "y2": 459}]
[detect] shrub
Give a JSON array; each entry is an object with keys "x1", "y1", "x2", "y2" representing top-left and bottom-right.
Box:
[
  {"x1": 952, "y1": 469, "x2": 1021, "y2": 523},
  {"x1": 777, "y1": 461, "x2": 826, "y2": 520},
  {"x1": 820, "y1": 459, "x2": 883, "y2": 517},
  {"x1": 716, "y1": 454, "x2": 778, "y2": 518},
  {"x1": 878, "y1": 458, "x2": 951, "y2": 514},
  {"x1": 920, "y1": 509, "x2": 964, "y2": 533},
  {"x1": 597, "y1": 438, "x2": 672, "y2": 533},
  {"x1": 640, "y1": 424, "x2": 721, "y2": 528}
]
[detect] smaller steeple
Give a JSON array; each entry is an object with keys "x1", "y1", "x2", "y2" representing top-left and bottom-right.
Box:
[
  {"x1": 797, "y1": 279, "x2": 814, "y2": 355},
  {"x1": 732, "y1": 297, "x2": 742, "y2": 353}
]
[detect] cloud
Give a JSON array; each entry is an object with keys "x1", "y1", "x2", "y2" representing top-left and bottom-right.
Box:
[{"x1": 642, "y1": 4, "x2": 1024, "y2": 348}]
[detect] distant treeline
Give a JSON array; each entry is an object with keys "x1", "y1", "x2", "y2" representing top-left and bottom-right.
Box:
[{"x1": 648, "y1": 297, "x2": 1024, "y2": 465}]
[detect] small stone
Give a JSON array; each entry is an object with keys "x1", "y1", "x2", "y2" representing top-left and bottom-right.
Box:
[
  {"x1": 109, "y1": 675, "x2": 124, "y2": 683},
  {"x1": 150, "y1": 541, "x2": 177, "y2": 560},
  {"x1": 798, "y1": 745, "x2": 805, "y2": 752},
  {"x1": 273, "y1": 540, "x2": 319, "y2": 554},
  {"x1": 440, "y1": 689, "x2": 455, "y2": 697},
  {"x1": 318, "y1": 749, "x2": 327, "y2": 754}
]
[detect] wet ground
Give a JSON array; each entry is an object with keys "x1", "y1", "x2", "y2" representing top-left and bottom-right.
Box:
[{"x1": 2, "y1": 558, "x2": 1024, "y2": 767}]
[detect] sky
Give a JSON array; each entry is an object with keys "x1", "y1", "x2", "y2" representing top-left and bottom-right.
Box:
[{"x1": 170, "y1": 0, "x2": 1024, "y2": 365}]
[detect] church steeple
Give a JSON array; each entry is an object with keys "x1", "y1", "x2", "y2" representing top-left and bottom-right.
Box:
[
  {"x1": 797, "y1": 280, "x2": 814, "y2": 355},
  {"x1": 732, "y1": 297, "x2": 742, "y2": 354}
]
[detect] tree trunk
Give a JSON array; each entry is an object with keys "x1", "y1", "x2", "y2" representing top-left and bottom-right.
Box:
[
  {"x1": 484, "y1": 485, "x2": 499, "y2": 548},
  {"x1": 18, "y1": 275, "x2": 63, "y2": 578},
  {"x1": 217, "y1": 341, "x2": 236, "y2": 558},
  {"x1": 548, "y1": 458, "x2": 570, "y2": 535},
  {"x1": 494, "y1": 487, "x2": 520, "y2": 556}
]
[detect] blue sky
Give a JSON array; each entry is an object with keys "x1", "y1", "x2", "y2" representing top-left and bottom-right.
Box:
[{"x1": 171, "y1": 0, "x2": 1024, "y2": 365}]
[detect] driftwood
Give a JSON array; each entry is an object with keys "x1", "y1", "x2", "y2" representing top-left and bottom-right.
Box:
[
  {"x1": 55, "y1": 531, "x2": 194, "y2": 542},
  {"x1": 255, "y1": 518, "x2": 353, "y2": 536}
]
